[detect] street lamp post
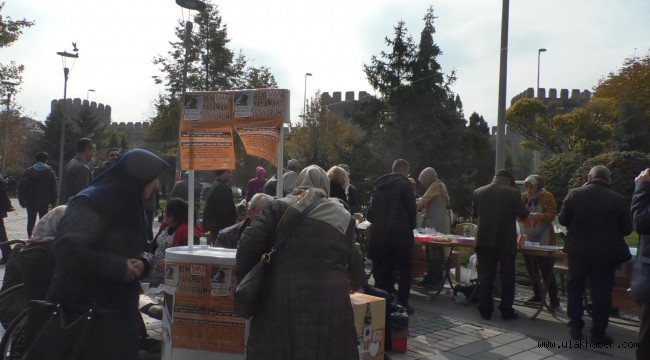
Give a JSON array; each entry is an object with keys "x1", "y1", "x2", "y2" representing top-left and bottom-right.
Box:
[
  {"x1": 303, "y1": 72, "x2": 312, "y2": 121},
  {"x1": 495, "y1": 0, "x2": 510, "y2": 170},
  {"x1": 56, "y1": 49, "x2": 79, "y2": 199},
  {"x1": 174, "y1": 0, "x2": 206, "y2": 179},
  {"x1": 1, "y1": 81, "x2": 18, "y2": 176},
  {"x1": 175, "y1": 0, "x2": 207, "y2": 249},
  {"x1": 537, "y1": 48, "x2": 547, "y2": 94},
  {"x1": 86, "y1": 89, "x2": 95, "y2": 102}
]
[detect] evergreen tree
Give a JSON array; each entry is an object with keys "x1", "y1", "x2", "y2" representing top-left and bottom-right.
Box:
[{"x1": 361, "y1": 6, "x2": 472, "y2": 215}]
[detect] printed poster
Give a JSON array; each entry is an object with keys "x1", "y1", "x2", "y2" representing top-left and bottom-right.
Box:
[
  {"x1": 234, "y1": 118, "x2": 282, "y2": 167},
  {"x1": 164, "y1": 261, "x2": 245, "y2": 354},
  {"x1": 178, "y1": 89, "x2": 288, "y2": 171}
]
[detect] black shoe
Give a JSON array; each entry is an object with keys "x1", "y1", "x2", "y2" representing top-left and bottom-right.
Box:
[
  {"x1": 590, "y1": 332, "x2": 614, "y2": 344},
  {"x1": 550, "y1": 300, "x2": 561, "y2": 311},
  {"x1": 398, "y1": 303, "x2": 414, "y2": 315},
  {"x1": 478, "y1": 310, "x2": 492, "y2": 320},
  {"x1": 570, "y1": 328, "x2": 582, "y2": 340},
  {"x1": 501, "y1": 310, "x2": 519, "y2": 320}
]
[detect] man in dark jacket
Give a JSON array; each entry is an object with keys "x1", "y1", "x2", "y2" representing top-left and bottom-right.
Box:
[
  {"x1": 367, "y1": 159, "x2": 417, "y2": 314},
  {"x1": 559, "y1": 165, "x2": 632, "y2": 343},
  {"x1": 631, "y1": 167, "x2": 650, "y2": 358},
  {"x1": 18, "y1": 152, "x2": 58, "y2": 237},
  {"x1": 92, "y1": 147, "x2": 120, "y2": 178},
  {"x1": 202, "y1": 169, "x2": 237, "y2": 245},
  {"x1": 473, "y1": 169, "x2": 529, "y2": 320},
  {"x1": 0, "y1": 174, "x2": 15, "y2": 264},
  {"x1": 58, "y1": 137, "x2": 96, "y2": 205}
]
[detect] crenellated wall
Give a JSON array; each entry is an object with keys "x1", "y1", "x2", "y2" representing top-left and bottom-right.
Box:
[
  {"x1": 50, "y1": 98, "x2": 112, "y2": 123},
  {"x1": 510, "y1": 87, "x2": 591, "y2": 107}
]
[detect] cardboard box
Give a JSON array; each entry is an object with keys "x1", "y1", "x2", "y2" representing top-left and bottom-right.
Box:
[{"x1": 351, "y1": 293, "x2": 385, "y2": 360}]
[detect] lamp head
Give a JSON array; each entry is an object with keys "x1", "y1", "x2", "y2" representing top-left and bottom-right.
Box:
[
  {"x1": 305, "y1": 73, "x2": 312, "y2": 76},
  {"x1": 176, "y1": 0, "x2": 207, "y2": 11},
  {"x1": 538, "y1": 48, "x2": 547, "y2": 53}
]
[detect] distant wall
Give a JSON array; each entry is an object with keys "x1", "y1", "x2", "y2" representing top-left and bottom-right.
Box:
[
  {"x1": 50, "y1": 98, "x2": 112, "y2": 123},
  {"x1": 510, "y1": 87, "x2": 591, "y2": 107}
]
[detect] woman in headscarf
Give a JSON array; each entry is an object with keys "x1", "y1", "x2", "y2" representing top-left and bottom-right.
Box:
[
  {"x1": 417, "y1": 167, "x2": 452, "y2": 287},
  {"x1": 236, "y1": 165, "x2": 363, "y2": 360},
  {"x1": 46, "y1": 149, "x2": 168, "y2": 360},
  {"x1": 327, "y1": 165, "x2": 351, "y2": 211},
  {"x1": 521, "y1": 174, "x2": 560, "y2": 310}
]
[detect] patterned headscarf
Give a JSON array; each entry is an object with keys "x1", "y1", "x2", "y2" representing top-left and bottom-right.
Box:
[{"x1": 418, "y1": 167, "x2": 450, "y2": 206}]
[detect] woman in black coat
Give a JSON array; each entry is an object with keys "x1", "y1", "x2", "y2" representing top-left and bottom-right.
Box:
[
  {"x1": 236, "y1": 165, "x2": 363, "y2": 360},
  {"x1": 46, "y1": 149, "x2": 168, "y2": 360}
]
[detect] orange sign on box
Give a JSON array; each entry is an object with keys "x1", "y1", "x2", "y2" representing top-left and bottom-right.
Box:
[{"x1": 351, "y1": 293, "x2": 385, "y2": 360}]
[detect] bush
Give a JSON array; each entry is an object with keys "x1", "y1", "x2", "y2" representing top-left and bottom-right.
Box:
[
  {"x1": 537, "y1": 152, "x2": 586, "y2": 205},
  {"x1": 567, "y1": 151, "x2": 650, "y2": 205}
]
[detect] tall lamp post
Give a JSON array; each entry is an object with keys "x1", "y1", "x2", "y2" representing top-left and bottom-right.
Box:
[
  {"x1": 86, "y1": 89, "x2": 95, "y2": 102},
  {"x1": 533, "y1": 48, "x2": 547, "y2": 171},
  {"x1": 537, "y1": 48, "x2": 547, "y2": 94},
  {"x1": 56, "y1": 49, "x2": 79, "y2": 198},
  {"x1": 175, "y1": 0, "x2": 207, "y2": 248},
  {"x1": 303, "y1": 72, "x2": 312, "y2": 122},
  {"x1": 494, "y1": 0, "x2": 510, "y2": 170},
  {"x1": 1, "y1": 81, "x2": 18, "y2": 176}
]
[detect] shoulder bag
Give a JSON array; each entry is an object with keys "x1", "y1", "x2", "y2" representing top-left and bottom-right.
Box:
[{"x1": 235, "y1": 196, "x2": 324, "y2": 319}]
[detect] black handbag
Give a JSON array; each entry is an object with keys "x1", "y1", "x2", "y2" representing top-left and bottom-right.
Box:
[
  {"x1": 22, "y1": 300, "x2": 121, "y2": 360},
  {"x1": 235, "y1": 196, "x2": 325, "y2": 319}
]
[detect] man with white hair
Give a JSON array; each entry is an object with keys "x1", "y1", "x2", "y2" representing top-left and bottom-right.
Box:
[
  {"x1": 215, "y1": 193, "x2": 272, "y2": 248},
  {"x1": 559, "y1": 165, "x2": 632, "y2": 343}
]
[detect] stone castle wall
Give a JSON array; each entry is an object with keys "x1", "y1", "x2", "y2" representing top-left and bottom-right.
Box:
[{"x1": 50, "y1": 98, "x2": 112, "y2": 123}]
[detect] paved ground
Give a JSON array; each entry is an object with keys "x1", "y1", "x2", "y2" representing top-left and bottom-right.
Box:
[{"x1": 1, "y1": 199, "x2": 642, "y2": 359}]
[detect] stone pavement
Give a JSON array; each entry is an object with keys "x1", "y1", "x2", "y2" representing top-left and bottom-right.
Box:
[{"x1": 1, "y1": 198, "x2": 641, "y2": 359}]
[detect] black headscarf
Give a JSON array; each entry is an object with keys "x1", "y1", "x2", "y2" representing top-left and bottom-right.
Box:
[{"x1": 69, "y1": 149, "x2": 168, "y2": 223}]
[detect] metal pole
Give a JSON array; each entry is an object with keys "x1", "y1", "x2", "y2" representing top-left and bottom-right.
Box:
[
  {"x1": 57, "y1": 67, "x2": 69, "y2": 199},
  {"x1": 303, "y1": 73, "x2": 312, "y2": 122},
  {"x1": 495, "y1": 0, "x2": 510, "y2": 171},
  {"x1": 2, "y1": 92, "x2": 10, "y2": 176},
  {"x1": 537, "y1": 48, "x2": 546, "y2": 94}
]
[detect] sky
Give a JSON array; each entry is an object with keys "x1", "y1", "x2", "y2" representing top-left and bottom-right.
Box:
[{"x1": 2, "y1": 0, "x2": 649, "y2": 127}]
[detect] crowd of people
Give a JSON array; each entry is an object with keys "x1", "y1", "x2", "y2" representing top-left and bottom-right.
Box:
[{"x1": 2, "y1": 138, "x2": 650, "y2": 360}]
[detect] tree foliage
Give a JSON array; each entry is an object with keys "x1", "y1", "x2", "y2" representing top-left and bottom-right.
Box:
[
  {"x1": 567, "y1": 151, "x2": 650, "y2": 205},
  {"x1": 152, "y1": 2, "x2": 277, "y2": 96},
  {"x1": 537, "y1": 152, "x2": 586, "y2": 206},
  {"x1": 344, "y1": 6, "x2": 492, "y2": 217},
  {"x1": 611, "y1": 102, "x2": 650, "y2": 152},
  {"x1": 506, "y1": 97, "x2": 616, "y2": 157},
  {"x1": 594, "y1": 54, "x2": 650, "y2": 116},
  {"x1": 0, "y1": 2, "x2": 34, "y2": 98},
  {"x1": 285, "y1": 93, "x2": 361, "y2": 170}
]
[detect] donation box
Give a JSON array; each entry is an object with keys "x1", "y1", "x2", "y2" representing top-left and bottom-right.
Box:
[
  {"x1": 163, "y1": 246, "x2": 246, "y2": 360},
  {"x1": 351, "y1": 293, "x2": 386, "y2": 360}
]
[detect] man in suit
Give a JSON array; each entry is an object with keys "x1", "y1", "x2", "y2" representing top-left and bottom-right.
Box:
[
  {"x1": 559, "y1": 165, "x2": 632, "y2": 342},
  {"x1": 473, "y1": 169, "x2": 529, "y2": 320}
]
